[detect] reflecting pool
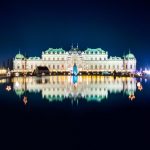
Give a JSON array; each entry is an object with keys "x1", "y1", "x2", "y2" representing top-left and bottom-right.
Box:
[
  {"x1": 0, "y1": 76, "x2": 150, "y2": 149},
  {"x1": 0, "y1": 75, "x2": 149, "y2": 110}
]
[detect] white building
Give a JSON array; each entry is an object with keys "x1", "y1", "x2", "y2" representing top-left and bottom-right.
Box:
[{"x1": 13, "y1": 45, "x2": 136, "y2": 73}]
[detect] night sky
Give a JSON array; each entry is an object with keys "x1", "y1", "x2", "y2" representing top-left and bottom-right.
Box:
[{"x1": 0, "y1": 0, "x2": 150, "y2": 69}]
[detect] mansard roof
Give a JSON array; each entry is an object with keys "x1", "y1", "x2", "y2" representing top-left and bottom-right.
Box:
[
  {"x1": 85, "y1": 48, "x2": 107, "y2": 54},
  {"x1": 28, "y1": 57, "x2": 40, "y2": 60},
  {"x1": 45, "y1": 48, "x2": 65, "y2": 54}
]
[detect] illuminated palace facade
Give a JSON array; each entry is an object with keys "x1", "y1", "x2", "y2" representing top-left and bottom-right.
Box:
[{"x1": 13, "y1": 45, "x2": 136, "y2": 73}]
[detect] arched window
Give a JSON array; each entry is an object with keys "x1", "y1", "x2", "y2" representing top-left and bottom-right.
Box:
[
  {"x1": 53, "y1": 65, "x2": 55, "y2": 69},
  {"x1": 53, "y1": 58, "x2": 55, "y2": 61},
  {"x1": 130, "y1": 65, "x2": 132, "y2": 69}
]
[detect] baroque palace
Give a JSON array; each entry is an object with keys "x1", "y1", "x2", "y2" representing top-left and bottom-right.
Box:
[{"x1": 13, "y1": 44, "x2": 136, "y2": 73}]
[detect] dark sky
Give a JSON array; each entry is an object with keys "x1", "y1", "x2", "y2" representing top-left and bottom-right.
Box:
[{"x1": 0, "y1": 0, "x2": 150, "y2": 68}]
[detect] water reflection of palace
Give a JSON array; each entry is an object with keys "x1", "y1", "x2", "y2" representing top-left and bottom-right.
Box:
[{"x1": 12, "y1": 76, "x2": 136, "y2": 102}]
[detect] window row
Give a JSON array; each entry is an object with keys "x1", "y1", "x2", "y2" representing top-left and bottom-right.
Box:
[
  {"x1": 43, "y1": 57, "x2": 65, "y2": 61},
  {"x1": 90, "y1": 58, "x2": 107, "y2": 61}
]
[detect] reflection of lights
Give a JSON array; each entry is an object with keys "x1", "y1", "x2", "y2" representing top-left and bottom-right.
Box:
[
  {"x1": 74, "y1": 83, "x2": 77, "y2": 88},
  {"x1": 15, "y1": 72, "x2": 19, "y2": 77},
  {"x1": 138, "y1": 85, "x2": 143, "y2": 91},
  {"x1": 129, "y1": 94, "x2": 136, "y2": 101},
  {"x1": 15, "y1": 81, "x2": 19, "y2": 87},
  {"x1": 137, "y1": 82, "x2": 141, "y2": 87},
  {"x1": 13, "y1": 76, "x2": 137, "y2": 102},
  {"x1": 6, "y1": 86, "x2": 11, "y2": 91},
  {"x1": 23, "y1": 96, "x2": 28, "y2": 105},
  {"x1": 136, "y1": 72, "x2": 142, "y2": 76},
  {"x1": 0, "y1": 79, "x2": 6, "y2": 83},
  {"x1": 0, "y1": 69, "x2": 7, "y2": 74},
  {"x1": 42, "y1": 78, "x2": 45, "y2": 84},
  {"x1": 143, "y1": 70, "x2": 150, "y2": 75},
  {"x1": 145, "y1": 79, "x2": 147, "y2": 83},
  {"x1": 137, "y1": 82, "x2": 143, "y2": 91}
]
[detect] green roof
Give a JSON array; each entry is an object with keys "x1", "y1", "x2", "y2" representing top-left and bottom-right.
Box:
[
  {"x1": 15, "y1": 89, "x2": 25, "y2": 97},
  {"x1": 125, "y1": 53, "x2": 135, "y2": 59},
  {"x1": 15, "y1": 53, "x2": 25, "y2": 59},
  {"x1": 45, "y1": 48, "x2": 65, "y2": 54},
  {"x1": 28, "y1": 57, "x2": 40, "y2": 60},
  {"x1": 85, "y1": 48, "x2": 107, "y2": 54}
]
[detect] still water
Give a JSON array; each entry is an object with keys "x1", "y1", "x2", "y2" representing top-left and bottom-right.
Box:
[
  {"x1": 0, "y1": 76, "x2": 149, "y2": 110},
  {"x1": 0, "y1": 76, "x2": 150, "y2": 148}
]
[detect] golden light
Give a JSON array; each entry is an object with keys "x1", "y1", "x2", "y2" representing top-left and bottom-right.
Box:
[
  {"x1": 23, "y1": 96, "x2": 28, "y2": 105},
  {"x1": 129, "y1": 94, "x2": 136, "y2": 101},
  {"x1": 138, "y1": 85, "x2": 143, "y2": 91},
  {"x1": 137, "y1": 82, "x2": 143, "y2": 91},
  {"x1": 6, "y1": 86, "x2": 11, "y2": 91},
  {"x1": 0, "y1": 69, "x2": 7, "y2": 74}
]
